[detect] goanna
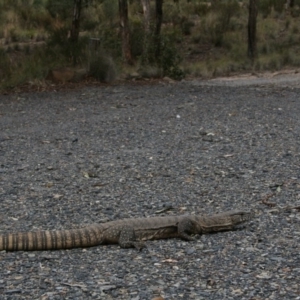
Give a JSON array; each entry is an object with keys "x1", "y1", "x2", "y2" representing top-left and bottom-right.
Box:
[{"x1": 0, "y1": 210, "x2": 253, "y2": 251}]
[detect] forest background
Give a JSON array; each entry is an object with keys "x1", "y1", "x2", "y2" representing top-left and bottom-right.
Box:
[{"x1": 0, "y1": 0, "x2": 299, "y2": 91}]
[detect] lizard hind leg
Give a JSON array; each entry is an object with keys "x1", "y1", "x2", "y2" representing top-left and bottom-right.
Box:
[{"x1": 118, "y1": 226, "x2": 145, "y2": 250}]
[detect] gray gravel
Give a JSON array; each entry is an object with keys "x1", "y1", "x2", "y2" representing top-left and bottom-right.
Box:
[{"x1": 0, "y1": 77, "x2": 300, "y2": 299}]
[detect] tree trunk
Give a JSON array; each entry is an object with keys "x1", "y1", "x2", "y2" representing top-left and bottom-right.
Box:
[
  {"x1": 119, "y1": 0, "x2": 133, "y2": 65},
  {"x1": 155, "y1": 0, "x2": 163, "y2": 37},
  {"x1": 248, "y1": 0, "x2": 258, "y2": 60},
  {"x1": 155, "y1": 0, "x2": 163, "y2": 58},
  {"x1": 141, "y1": 0, "x2": 150, "y2": 34},
  {"x1": 70, "y1": 0, "x2": 82, "y2": 43},
  {"x1": 141, "y1": 0, "x2": 150, "y2": 64}
]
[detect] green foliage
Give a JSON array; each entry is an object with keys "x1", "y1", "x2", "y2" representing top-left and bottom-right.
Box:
[
  {"x1": 46, "y1": 27, "x2": 89, "y2": 65},
  {"x1": 291, "y1": 24, "x2": 299, "y2": 34},
  {"x1": 2, "y1": 0, "x2": 300, "y2": 89},
  {"x1": 180, "y1": 18, "x2": 194, "y2": 36},
  {"x1": 46, "y1": 26, "x2": 69, "y2": 48},
  {"x1": 254, "y1": 48, "x2": 300, "y2": 72},
  {"x1": 273, "y1": 0, "x2": 286, "y2": 13},
  {"x1": 13, "y1": 43, "x2": 20, "y2": 51},
  {"x1": 200, "y1": 13, "x2": 223, "y2": 47},
  {"x1": 9, "y1": 28, "x2": 34, "y2": 42},
  {"x1": 101, "y1": 0, "x2": 118, "y2": 24},
  {"x1": 199, "y1": 0, "x2": 240, "y2": 47},
  {"x1": 192, "y1": 2, "x2": 210, "y2": 16},
  {"x1": 259, "y1": 0, "x2": 273, "y2": 17},
  {"x1": 0, "y1": 46, "x2": 55, "y2": 90},
  {"x1": 211, "y1": 0, "x2": 240, "y2": 32},
  {"x1": 46, "y1": 0, "x2": 73, "y2": 20},
  {"x1": 5, "y1": 0, "x2": 52, "y2": 29},
  {"x1": 138, "y1": 25, "x2": 184, "y2": 80},
  {"x1": 81, "y1": 8, "x2": 99, "y2": 31},
  {"x1": 163, "y1": 1, "x2": 181, "y2": 24},
  {"x1": 99, "y1": 27, "x2": 122, "y2": 58},
  {"x1": 130, "y1": 19, "x2": 144, "y2": 58},
  {"x1": 0, "y1": 49, "x2": 11, "y2": 82},
  {"x1": 291, "y1": 5, "x2": 300, "y2": 17},
  {"x1": 158, "y1": 33, "x2": 185, "y2": 80},
  {"x1": 258, "y1": 0, "x2": 285, "y2": 17},
  {"x1": 32, "y1": 0, "x2": 46, "y2": 7}
]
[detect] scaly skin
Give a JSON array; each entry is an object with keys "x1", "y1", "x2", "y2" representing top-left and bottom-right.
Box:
[{"x1": 0, "y1": 210, "x2": 253, "y2": 251}]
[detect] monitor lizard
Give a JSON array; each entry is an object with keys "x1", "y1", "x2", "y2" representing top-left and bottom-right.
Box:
[{"x1": 0, "y1": 210, "x2": 253, "y2": 251}]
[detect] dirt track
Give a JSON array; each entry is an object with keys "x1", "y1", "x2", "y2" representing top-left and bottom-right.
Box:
[{"x1": 0, "y1": 74, "x2": 300, "y2": 299}]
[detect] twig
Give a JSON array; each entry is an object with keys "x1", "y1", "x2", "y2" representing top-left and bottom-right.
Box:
[{"x1": 261, "y1": 193, "x2": 276, "y2": 207}]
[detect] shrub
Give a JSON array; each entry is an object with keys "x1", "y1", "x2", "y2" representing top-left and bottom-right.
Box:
[
  {"x1": 46, "y1": 0, "x2": 73, "y2": 20},
  {"x1": 180, "y1": 18, "x2": 195, "y2": 36},
  {"x1": 89, "y1": 52, "x2": 117, "y2": 83},
  {"x1": 158, "y1": 33, "x2": 185, "y2": 80},
  {"x1": 0, "y1": 49, "x2": 11, "y2": 81},
  {"x1": 130, "y1": 19, "x2": 144, "y2": 58},
  {"x1": 193, "y1": 3, "x2": 210, "y2": 16},
  {"x1": 46, "y1": 27, "x2": 89, "y2": 65},
  {"x1": 259, "y1": 0, "x2": 272, "y2": 18},
  {"x1": 199, "y1": 0, "x2": 240, "y2": 48},
  {"x1": 273, "y1": 0, "x2": 286, "y2": 13}
]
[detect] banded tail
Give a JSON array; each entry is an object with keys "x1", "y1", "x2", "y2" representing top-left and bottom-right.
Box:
[{"x1": 0, "y1": 225, "x2": 103, "y2": 251}]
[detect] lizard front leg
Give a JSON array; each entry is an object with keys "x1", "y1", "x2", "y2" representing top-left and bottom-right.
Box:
[{"x1": 177, "y1": 218, "x2": 197, "y2": 241}]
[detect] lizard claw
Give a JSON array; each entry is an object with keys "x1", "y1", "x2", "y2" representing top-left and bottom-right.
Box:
[{"x1": 133, "y1": 241, "x2": 145, "y2": 251}]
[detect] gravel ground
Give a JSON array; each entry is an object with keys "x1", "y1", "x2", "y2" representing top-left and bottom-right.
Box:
[{"x1": 0, "y1": 76, "x2": 300, "y2": 300}]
